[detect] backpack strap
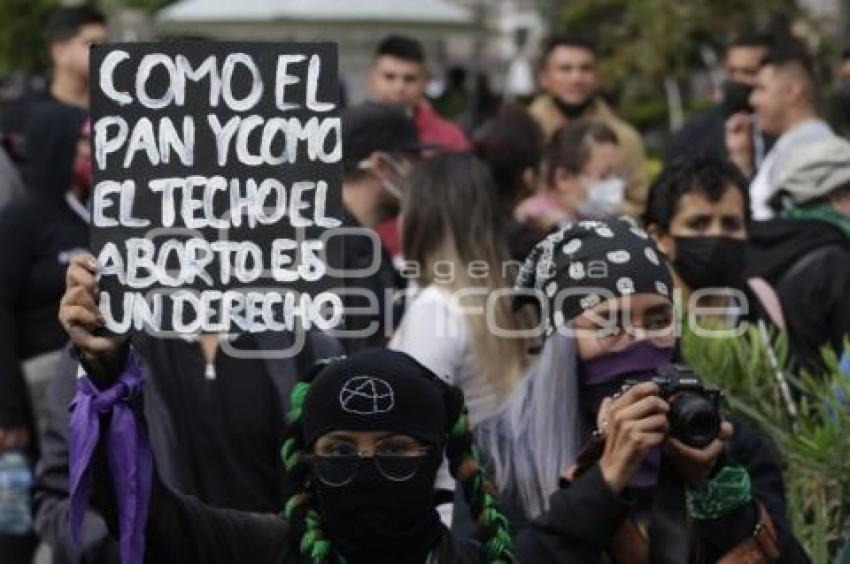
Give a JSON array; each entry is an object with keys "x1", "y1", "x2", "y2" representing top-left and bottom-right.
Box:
[
  {"x1": 717, "y1": 503, "x2": 780, "y2": 563},
  {"x1": 746, "y1": 277, "x2": 786, "y2": 330},
  {"x1": 777, "y1": 245, "x2": 843, "y2": 287}
]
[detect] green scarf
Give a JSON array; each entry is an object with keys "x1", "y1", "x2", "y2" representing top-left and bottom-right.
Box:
[{"x1": 783, "y1": 202, "x2": 850, "y2": 239}]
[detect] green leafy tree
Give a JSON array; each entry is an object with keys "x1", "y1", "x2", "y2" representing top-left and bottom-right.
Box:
[
  {"x1": 555, "y1": 0, "x2": 808, "y2": 129},
  {"x1": 0, "y1": 0, "x2": 59, "y2": 74},
  {"x1": 0, "y1": 0, "x2": 179, "y2": 76},
  {"x1": 559, "y1": 0, "x2": 795, "y2": 84},
  {"x1": 105, "y1": 0, "x2": 176, "y2": 12}
]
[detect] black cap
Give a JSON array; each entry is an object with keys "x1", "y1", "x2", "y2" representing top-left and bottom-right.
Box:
[{"x1": 342, "y1": 101, "x2": 423, "y2": 167}]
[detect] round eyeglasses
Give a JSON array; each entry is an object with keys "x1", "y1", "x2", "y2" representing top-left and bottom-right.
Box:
[{"x1": 305, "y1": 446, "x2": 432, "y2": 487}]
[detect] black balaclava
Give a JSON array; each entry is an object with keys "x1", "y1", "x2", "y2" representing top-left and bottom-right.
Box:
[
  {"x1": 24, "y1": 101, "x2": 87, "y2": 203},
  {"x1": 302, "y1": 350, "x2": 450, "y2": 563}
]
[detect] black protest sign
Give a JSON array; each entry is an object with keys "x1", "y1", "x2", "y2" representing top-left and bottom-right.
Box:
[{"x1": 89, "y1": 42, "x2": 344, "y2": 334}]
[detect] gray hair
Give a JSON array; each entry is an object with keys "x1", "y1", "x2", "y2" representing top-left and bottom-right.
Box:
[{"x1": 475, "y1": 330, "x2": 584, "y2": 518}]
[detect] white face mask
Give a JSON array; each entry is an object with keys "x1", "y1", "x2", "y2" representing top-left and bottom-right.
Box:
[{"x1": 577, "y1": 177, "x2": 626, "y2": 219}]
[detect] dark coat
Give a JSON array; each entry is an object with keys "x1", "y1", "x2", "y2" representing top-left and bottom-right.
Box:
[
  {"x1": 476, "y1": 419, "x2": 809, "y2": 563},
  {"x1": 338, "y1": 213, "x2": 406, "y2": 353},
  {"x1": 33, "y1": 330, "x2": 343, "y2": 564},
  {"x1": 748, "y1": 218, "x2": 850, "y2": 373},
  {"x1": 56, "y1": 338, "x2": 610, "y2": 564},
  {"x1": 0, "y1": 102, "x2": 88, "y2": 432},
  {"x1": 665, "y1": 104, "x2": 773, "y2": 170}
]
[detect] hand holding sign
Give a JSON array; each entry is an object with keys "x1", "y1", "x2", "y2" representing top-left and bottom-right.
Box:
[{"x1": 89, "y1": 42, "x2": 344, "y2": 335}]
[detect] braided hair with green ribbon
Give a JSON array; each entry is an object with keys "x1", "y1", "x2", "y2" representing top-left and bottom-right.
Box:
[{"x1": 279, "y1": 351, "x2": 516, "y2": 564}]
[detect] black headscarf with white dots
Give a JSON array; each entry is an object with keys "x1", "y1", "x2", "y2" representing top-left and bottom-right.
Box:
[{"x1": 514, "y1": 217, "x2": 674, "y2": 336}]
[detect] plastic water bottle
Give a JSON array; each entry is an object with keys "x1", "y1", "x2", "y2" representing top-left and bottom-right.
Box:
[{"x1": 0, "y1": 450, "x2": 33, "y2": 534}]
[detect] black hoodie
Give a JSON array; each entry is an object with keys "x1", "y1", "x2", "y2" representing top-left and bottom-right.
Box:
[
  {"x1": 748, "y1": 218, "x2": 850, "y2": 373},
  {"x1": 0, "y1": 102, "x2": 88, "y2": 429}
]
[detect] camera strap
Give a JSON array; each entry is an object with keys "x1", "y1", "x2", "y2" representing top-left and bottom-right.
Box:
[
  {"x1": 647, "y1": 458, "x2": 690, "y2": 564},
  {"x1": 717, "y1": 503, "x2": 780, "y2": 563},
  {"x1": 604, "y1": 456, "x2": 691, "y2": 564}
]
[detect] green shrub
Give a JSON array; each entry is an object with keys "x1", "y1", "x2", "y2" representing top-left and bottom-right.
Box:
[{"x1": 681, "y1": 324, "x2": 850, "y2": 562}]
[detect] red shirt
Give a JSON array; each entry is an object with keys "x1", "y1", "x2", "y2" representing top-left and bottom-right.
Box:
[
  {"x1": 414, "y1": 101, "x2": 469, "y2": 152},
  {"x1": 375, "y1": 217, "x2": 402, "y2": 261}
]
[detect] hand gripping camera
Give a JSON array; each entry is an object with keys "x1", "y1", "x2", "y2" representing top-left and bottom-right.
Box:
[{"x1": 623, "y1": 364, "x2": 722, "y2": 449}]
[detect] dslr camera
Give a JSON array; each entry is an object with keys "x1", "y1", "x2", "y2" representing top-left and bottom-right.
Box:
[{"x1": 623, "y1": 364, "x2": 722, "y2": 449}]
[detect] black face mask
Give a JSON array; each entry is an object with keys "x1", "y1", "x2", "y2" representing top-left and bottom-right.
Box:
[
  {"x1": 551, "y1": 93, "x2": 595, "y2": 119},
  {"x1": 314, "y1": 452, "x2": 443, "y2": 561},
  {"x1": 721, "y1": 80, "x2": 755, "y2": 117},
  {"x1": 672, "y1": 236, "x2": 746, "y2": 290}
]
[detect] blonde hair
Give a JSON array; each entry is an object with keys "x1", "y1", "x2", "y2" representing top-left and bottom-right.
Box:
[{"x1": 401, "y1": 153, "x2": 530, "y2": 401}]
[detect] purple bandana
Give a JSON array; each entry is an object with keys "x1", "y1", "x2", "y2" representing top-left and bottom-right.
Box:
[
  {"x1": 579, "y1": 340, "x2": 673, "y2": 387},
  {"x1": 69, "y1": 349, "x2": 152, "y2": 564},
  {"x1": 578, "y1": 341, "x2": 673, "y2": 494}
]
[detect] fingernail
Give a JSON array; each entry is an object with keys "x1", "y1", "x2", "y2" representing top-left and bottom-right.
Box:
[{"x1": 87, "y1": 257, "x2": 97, "y2": 270}]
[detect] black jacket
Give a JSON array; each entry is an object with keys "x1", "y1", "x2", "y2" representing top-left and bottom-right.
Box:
[
  {"x1": 33, "y1": 330, "x2": 343, "y2": 564},
  {"x1": 665, "y1": 104, "x2": 772, "y2": 169},
  {"x1": 86, "y1": 425, "x2": 807, "y2": 564},
  {"x1": 0, "y1": 102, "x2": 88, "y2": 430},
  {"x1": 338, "y1": 213, "x2": 405, "y2": 353},
  {"x1": 93, "y1": 476, "x2": 484, "y2": 564},
  {"x1": 667, "y1": 105, "x2": 730, "y2": 164},
  {"x1": 477, "y1": 420, "x2": 808, "y2": 563},
  {"x1": 84, "y1": 438, "x2": 595, "y2": 564},
  {"x1": 72, "y1": 347, "x2": 601, "y2": 564},
  {"x1": 748, "y1": 218, "x2": 850, "y2": 373}
]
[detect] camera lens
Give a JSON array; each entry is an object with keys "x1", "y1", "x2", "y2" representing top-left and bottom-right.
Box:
[{"x1": 668, "y1": 393, "x2": 721, "y2": 449}]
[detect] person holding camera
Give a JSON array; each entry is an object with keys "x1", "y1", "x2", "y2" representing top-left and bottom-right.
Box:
[{"x1": 473, "y1": 217, "x2": 807, "y2": 563}]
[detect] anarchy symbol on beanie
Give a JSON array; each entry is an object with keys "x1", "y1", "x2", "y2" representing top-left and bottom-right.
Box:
[
  {"x1": 339, "y1": 376, "x2": 396, "y2": 415},
  {"x1": 301, "y1": 350, "x2": 447, "y2": 446}
]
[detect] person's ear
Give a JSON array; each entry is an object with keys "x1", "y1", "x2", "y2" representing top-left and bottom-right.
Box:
[
  {"x1": 646, "y1": 223, "x2": 675, "y2": 262},
  {"x1": 537, "y1": 66, "x2": 551, "y2": 91},
  {"x1": 829, "y1": 191, "x2": 850, "y2": 216},
  {"x1": 368, "y1": 151, "x2": 392, "y2": 178},
  {"x1": 590, "y1": 68, "x2": 602, "y2": 91},
  {"x1": 367, "y1": 151, "x2": 405, "y2": 196},
  {"x1": 781, "y1": 75, "x2": 803, "y2": 106},
  {"x1": 50, "y1": 41, "x2": 67, "y2": 67},
  {"x1": 367, "y1": 65, "x2": 380, "y2": 94}
]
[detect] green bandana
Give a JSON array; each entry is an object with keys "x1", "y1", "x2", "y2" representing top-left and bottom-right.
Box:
[
  {"x1": 686, "y1": 466, "x2": 752, "y2": 520},
  {"x1": 783, "y1": 202, "x2": 850, "y2": 239}
]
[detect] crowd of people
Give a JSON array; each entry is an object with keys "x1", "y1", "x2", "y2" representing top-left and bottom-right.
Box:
[{"x1": 0, "y1": 5, "x2": 849, "y2": 564}]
